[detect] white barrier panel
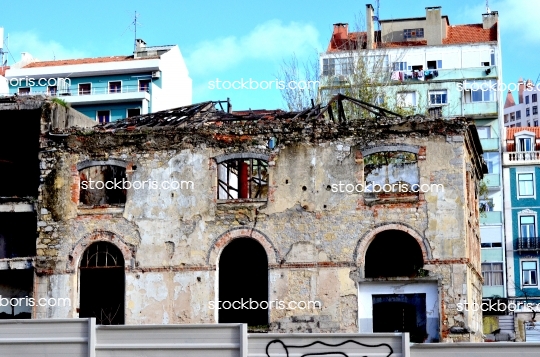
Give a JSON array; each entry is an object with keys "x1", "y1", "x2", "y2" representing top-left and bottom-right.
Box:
[
  {"x1": 0, "y1": 318, "x2": 93, "y2": 357},
  {"x1": 248, "y1": 333, "x2": 409, "y2": 357},
  {"x1": 411, "y1": 342, "x2": 540, "y2": 356},
  {"x1": 95, "y1": 323, "x2": 247, "y2": 357}
]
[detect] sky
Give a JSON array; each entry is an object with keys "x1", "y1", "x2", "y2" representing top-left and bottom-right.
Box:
[{"x1": 1, "y1": 0, "x2": 538, "y2": 110}]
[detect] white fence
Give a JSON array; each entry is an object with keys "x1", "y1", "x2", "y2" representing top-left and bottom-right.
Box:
[
  {"x1": 7, "y1": 319, "x2": 540, "y2": 357},
  {"x1": 248, "y1": 333, "x2": 409, "y2": 357}
]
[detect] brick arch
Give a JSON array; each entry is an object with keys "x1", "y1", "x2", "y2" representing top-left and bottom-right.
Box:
[
  {"x1": 207, "y1": 227, "x2": 279, "y2": 266},
  {"x1": 69, "y1": 230, "x2": 135, "y2": 271},
  {"x1": 354, "y1": 223, "x2": 431, "y2": 268}
]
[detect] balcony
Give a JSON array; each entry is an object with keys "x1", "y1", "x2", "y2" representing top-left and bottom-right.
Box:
[
  {"x1": 480, "y1": 211, "x2": 502, "y2": 225},
  {"x1": 517, "y1": 236, "x2": 540, "y2": 252},
  {"x1": 483, "y1": 173, "x2": 500, "y2": 188},
  {"x1": 503, "y1": 151, "x2": 540, "y2": 166},
  {"x1": 480, "y1": 138, "x2": 500, "y2": 151},
  {"x1": 19, "y1": 85, "x2": 151, "y2": 106}
]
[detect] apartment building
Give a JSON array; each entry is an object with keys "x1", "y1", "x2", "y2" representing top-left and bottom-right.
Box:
[
  {"x1": 503, "y1": 126, "x2": 540, "y2": 341},
  {"x1": 4, "y1": 39, "x2": 192, "y2": 122},
  {"x1": 504, "y1": 79, "x2": 540, "y2": 128},
  {"x1": 319, "y1": 5, "x2": 504, "y2": 304}
]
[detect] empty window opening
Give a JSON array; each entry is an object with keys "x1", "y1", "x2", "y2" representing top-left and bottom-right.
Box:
[
  {"x1": 0, "y1": 109, "x2": 40, "y2": 198},
  {"x1": 0, "y1": 270, "x2": 33, "y2": 319},
  {"x1": 364, "y1": 151, "x2": 419, "y2": 198},
  {"x1": 127, "y1": 108, "x2": 141, "y2": 117},
  {"x1": 218, "y1": 238, "x2": 268, "y2": 327},
  {"x1": 0, "y1": 213, "x2": 37, "y2": 259},
  {"x1": 97, "y1": 110, "x2": 110, "y2": 123},
  {"x1": 372, "y1": 293, "x2": 427, "y2": 343},
  {"x1": 218, "y1": 158, "x2": 268, "y2": 200},
  {"x1": 79, "y1": 165, "x2": 127, "y2": 206},
  {"x1": 79, "y1": 242, "x2": 125, "y2": 325},
  {"x1": 426, "y1": 60, "x2": 442, "y2": 70},
  {"x1": 365, "y1": 230, "x2": 424, "y2": 278}
]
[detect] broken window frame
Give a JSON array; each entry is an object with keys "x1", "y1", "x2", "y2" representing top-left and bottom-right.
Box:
[
  {"x1": 217, "y1": 158, "x2": 269, "y2": 202},
  {"x1": 78, "y1": 164, "x2": 127, "y2": 207}
]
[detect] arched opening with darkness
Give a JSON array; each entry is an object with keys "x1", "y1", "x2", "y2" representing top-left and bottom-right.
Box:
[
  {"x1": 218, "y1": 238, "x2": 268, "y2": 327},
  {"x1": 79, "y1": 242, "x2": 125, "y2": 325},
  {"x1": 365, "y1": 229, "x2": 424, "y2": 278}
]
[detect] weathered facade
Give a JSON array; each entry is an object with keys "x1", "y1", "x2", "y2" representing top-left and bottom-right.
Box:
[{"x1": 3, "y1": 95, "x2": 485, "y2": 342}]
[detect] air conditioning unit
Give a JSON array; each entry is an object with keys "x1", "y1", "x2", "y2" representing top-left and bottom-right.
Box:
[{"x1": 152, "y1": 71, "x2": 161, "y2": 79}]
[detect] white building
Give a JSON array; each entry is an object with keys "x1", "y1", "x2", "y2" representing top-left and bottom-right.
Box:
[
  {"x1": 4, "y1": 39, "x2": 192, "y2": 122},
  {"x1": 504, "y1": 78, "x2": 540, "y2": 128},
  {"x1": 320, "y1": 4, "x2": 505, "y2": 330}
]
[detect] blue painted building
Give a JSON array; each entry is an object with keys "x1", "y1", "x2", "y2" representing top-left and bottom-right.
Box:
[
  {"x1": 503, "y1": 126, "x2": 540, "y2": 340},
  {"x1": 4, "y1": 39, "x2": 191, "y2": 122}
]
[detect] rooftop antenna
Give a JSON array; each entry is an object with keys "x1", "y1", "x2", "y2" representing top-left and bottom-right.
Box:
[
  {"x1": 0, "y1": 27, "x2": 5, "y2": 67},
  {"x1": 133, "y1": 11, "x2": 141, "y2": 52},
  {"x1": 374, "y1": 0, "x2": 381, "y2": 32},
  {"x1": 486, "y1": 0, "x2": 490, "y2": 13}
]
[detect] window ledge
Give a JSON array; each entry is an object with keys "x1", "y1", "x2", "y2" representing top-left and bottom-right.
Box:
[
  {"x1": 77, "y1": 205, "x2": 125, "y2": 215},
  {"x1": 217, "y1": 199, "x2": 267, "y2": 204},
  {"x1": 0, "y1": 257, "x2": 34, "y2": 270}
]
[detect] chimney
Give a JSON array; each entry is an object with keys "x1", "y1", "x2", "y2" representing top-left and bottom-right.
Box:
[
  {"x1": 518, "y1": 78, "x2": 525, "y2": 104},
  {"x1": 425, "y1": 7, "x2": 443, "y2": 45},
  {"x1": 135, "y1": 39, "x2": 146, "y2": 52},
  {"x1": 482, "y1": 11, "x2": 498, "y2": 30},
  {"x1": 366, "y1": 4, "x2": 374, "y2": 49},
  {"x1": 329, "y1": 23, "x2": 349, "y2": 51}
]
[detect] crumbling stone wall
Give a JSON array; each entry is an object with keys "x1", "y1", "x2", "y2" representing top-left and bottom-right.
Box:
[{"x1": 34, "y1": 112, "x2": 484, "y2": 341}]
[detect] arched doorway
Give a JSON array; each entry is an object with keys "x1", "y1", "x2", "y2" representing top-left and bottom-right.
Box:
[
  {"x1": 218, "y1": 238, "x2": 268, "y2": 326},
  {"x1": 79, "y1": 242, "x2": 125, "y2": 325},
  {"x1": 365, "y1": 230, "x2": 427, "y2": 342},
  {"x1": 365, "y1": 230, "x2": 424, "y2": 278}
]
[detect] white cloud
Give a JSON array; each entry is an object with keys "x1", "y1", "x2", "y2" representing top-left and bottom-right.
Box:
[
  {"x1": 463, "y1": 0, "x2": 540, "y2": 42},
  {"x1": 186, "y1": 20, "x2": 321, "y2": 75},
  {"x1": 4, "y1": 31, "x2": 88, "y2": 63}
]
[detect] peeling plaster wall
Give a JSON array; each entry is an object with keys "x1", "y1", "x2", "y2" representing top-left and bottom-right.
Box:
[{"x1": 33, "y1": 116, "x2": 483, "y2": 341}]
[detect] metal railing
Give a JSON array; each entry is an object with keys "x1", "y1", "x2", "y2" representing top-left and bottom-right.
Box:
[
  {"x1": 9, "y1": 85, "x2": 150, "y2": 97},
  {"x1": 518, "y1": 236, "x2": 540, "y2": 251}
]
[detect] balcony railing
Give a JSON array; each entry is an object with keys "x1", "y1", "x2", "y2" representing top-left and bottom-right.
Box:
[
  {"x1": 518, "y1": 236, "x2": 540, "y2": 252},
  {"x1": 483, "y1": 173, "x2": 500, "y2": 188},
  {"x1": 505, "y1": 151, "x2": 540, "y2": 163},
  {"x1": 480, "y1": 138, "x2": 500, "y2": 151},
  {"x1": 480, "y1": 211, "x2": 502, "y2": 225},
  {"x1": 14, "y1": 85, "x2": 150, "y2": 97}
]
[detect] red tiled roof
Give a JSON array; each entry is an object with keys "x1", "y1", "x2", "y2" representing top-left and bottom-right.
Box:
[
  {"x1": 328, "y1": 31, "x2": 364, "y2": 52},
  {"x1": 506, "y1": 127, "x2": 540, "y2": 151},
  {"x1": 326, "y1": 23, "x2": 497, "y2": 51},
  {"x1": 506, "y1": 127, "x2": 540, "y2": 140},
  {"x1": 23, "y1": 55, "x2": 160, "y2": 68},
  {"x1": 443, "y1": 24, "x2": 497, "y2": 44}
]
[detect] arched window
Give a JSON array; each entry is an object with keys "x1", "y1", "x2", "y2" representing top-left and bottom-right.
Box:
[
  {"x1": 79, "y1": 242, "x2": 125, "y2": 325},
  {"x1": 217, "y1": 158, "x2": 268, "y2": 200}
]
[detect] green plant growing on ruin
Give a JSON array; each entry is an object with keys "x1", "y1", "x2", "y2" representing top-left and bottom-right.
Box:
[{"x1": 50, "y1": 97, "x2": 70, "y2": 108}]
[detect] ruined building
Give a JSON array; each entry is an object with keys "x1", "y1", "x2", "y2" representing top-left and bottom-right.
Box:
[{"x1": 2, "y1": 95, "x2": 485, "y2": 342}]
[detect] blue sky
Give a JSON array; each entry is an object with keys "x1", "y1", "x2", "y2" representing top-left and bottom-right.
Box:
[{"x1": 1, "y1": 0, "x2": 537, "y2": 110}]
